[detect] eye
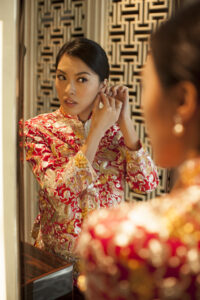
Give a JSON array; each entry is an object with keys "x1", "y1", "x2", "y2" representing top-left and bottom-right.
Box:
[
  {"x1": 77, "y1": 77, "x2": 88, "y2": 83},
  {"x1": 56, "y1": 74, "x2": 66, "y2": 81}
]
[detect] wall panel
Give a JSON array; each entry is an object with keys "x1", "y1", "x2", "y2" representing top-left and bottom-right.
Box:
[{"x1": 106, "y1": 0, "x2": 179, "y2": 201}]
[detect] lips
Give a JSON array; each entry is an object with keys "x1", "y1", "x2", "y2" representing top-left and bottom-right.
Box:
[{"x1": 64, "y1": 98, "x2": 78, "y2": 105}]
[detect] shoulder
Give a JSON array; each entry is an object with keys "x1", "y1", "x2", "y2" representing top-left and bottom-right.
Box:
[
  {"x1": 24, "y1": 110, "x2": 60, "y2": 128},
  {"x1": 78, "y1": 186, "x2": 200, "y2": 298}
]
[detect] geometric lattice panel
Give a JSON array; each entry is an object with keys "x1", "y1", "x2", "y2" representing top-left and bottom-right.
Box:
[
  {"x1": 36, "y1": 0, "x2": 86, "y2": 114},
  {"x1": 106, "y1": 0, "x2": 180, "y2": 201}
]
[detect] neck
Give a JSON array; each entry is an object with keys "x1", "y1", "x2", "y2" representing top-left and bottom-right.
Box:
[
  {"x1": 173, "y1": 122, "x2": 200, "y2": 168},
  {"x1": 78, "y1": 104, "x2": 93, "y2": 122}
]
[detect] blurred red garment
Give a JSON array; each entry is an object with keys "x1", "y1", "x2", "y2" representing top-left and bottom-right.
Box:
[{"x1": 78, "y1": 157, "x2": 200, "y2": 300}]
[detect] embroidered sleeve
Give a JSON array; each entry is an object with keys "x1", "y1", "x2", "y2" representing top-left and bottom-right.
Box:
[
  {"x1": 77, "y1": 191, "x2": 200, "y2": 300},
  {"x1": 125, "y1": 145, "x2": 159, "y2": 193},
  {"x1": 24, "y1": 122, "x2": 97, "y2": 206}
]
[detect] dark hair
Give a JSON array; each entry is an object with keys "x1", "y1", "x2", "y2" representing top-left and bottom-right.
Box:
[
  {"x1": 55, "y1": 38, "x2": 109, "y2": 82},
  {"x1": 151, "y1": 1, "x2": 200, "y2": 97}
]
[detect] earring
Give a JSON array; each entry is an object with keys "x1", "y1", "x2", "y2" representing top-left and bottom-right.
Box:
[{"x1": 172, "y1": 115, "x2": 184, "y2": 136}]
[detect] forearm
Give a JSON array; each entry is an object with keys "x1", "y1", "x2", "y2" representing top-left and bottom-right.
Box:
[
  {"x1": 119, "y1": 117, "x2": 159, "y2": 192},
  {"x1": 81, "y1": 129, "x2": 104, "y2": 163},
  {"x1": 119, "y1": 118, "x2": 140, "y2": 151}
]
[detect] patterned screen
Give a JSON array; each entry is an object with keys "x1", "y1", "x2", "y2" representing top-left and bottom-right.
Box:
[
  {"x1": 106, "y1": 0, "x2": 180, "y2": 201},
  {"x1": 36, "y1": 0, "x2": 180, "y2": 201},
  {"x1": 36, "y1": 0, "x2": 86, "y2": 114}
]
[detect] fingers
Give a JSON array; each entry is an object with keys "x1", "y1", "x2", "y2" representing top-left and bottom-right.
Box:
[
  {"x1": 105, "y1": 85, "x2": 128, "y2": 98},
  {"x1": 100, "y1": 86, "x2": 107, "y2": 94},
  {"x1": 108, "y1": 96, "x2": 116, "y2": 110},
  {"x1": 123, "y1": 87, "x2": 129, "y2": 99},
  {"x1": 115, "y1": 99, "x2": 123, "y2": 115},
  {"x1": 116, "y1": 99, "x2": 122, "y2": 108},
  {"x1": 105, "y1": 85, "x2": 116, "y2": 96},
  {"x1": 110, "y1": 85, "x2": 121, "y2": 97},
  {"x1": 99, "y1": 92, "x2": 123, "y2": 112},
  {"x1": 100, "y1": 92, "x2": 110, "y2": 108},
  {"x1": 101, "y1": 93, "x2": 119, "y2": 110}
]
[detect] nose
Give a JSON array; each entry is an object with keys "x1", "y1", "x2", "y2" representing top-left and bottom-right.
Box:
[{"x1": 65, "y1": 81, "x2": 75, "y2": 95}]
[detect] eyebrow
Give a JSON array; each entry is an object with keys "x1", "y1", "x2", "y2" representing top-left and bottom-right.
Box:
[{"x1": 56, "y1": 69, "x2": 91, "y2": 76}]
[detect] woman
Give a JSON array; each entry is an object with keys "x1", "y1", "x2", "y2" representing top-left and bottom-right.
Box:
[
  {"x1": 24, "y1": 38, "x2": 158, "y2": 281},
  {"x1": 77, "y1": 2, "x2": 200, "y2": 300}
]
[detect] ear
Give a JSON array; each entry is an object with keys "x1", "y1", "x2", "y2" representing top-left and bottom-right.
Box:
[
  {"x1": 99, "y1": 78, "x2": 108, "y2": 92},
  {"x1": 175, "y1": 81, "x2": 198, "y2": 123}
]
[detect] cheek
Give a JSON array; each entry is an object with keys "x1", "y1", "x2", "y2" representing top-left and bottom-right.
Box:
[
  {"x1": 145, "y1": 101, "x2": 177, "y2": 167},
  {"x1": 143, "y1": 88, "x2": 162, "y2": 132},
  {"x1": 55, "y1": 80, "x2": 62, "y2": 96},
  {"x1": 78, "y1": 82, "x2": 99, "y2": 99},
  {"x1": 143, "y1": 89, "x2": 174, "y2": 150}
]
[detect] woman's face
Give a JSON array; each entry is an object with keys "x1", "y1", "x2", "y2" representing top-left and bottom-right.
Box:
[
  {"x1": 56, "y1": 54, "x2": 104, "y2": 121},
  {"x1": 142, "y1": 55, "x2": 184, "y2": 168}
]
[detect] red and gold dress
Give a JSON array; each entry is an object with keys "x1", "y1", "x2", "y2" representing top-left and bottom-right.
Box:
[
  {"x1": 77, "y1": 158, "x2": 200, "y2": 299},
  {"x1": 24, "y1": 107, "x2": 158, "y2": 275}
]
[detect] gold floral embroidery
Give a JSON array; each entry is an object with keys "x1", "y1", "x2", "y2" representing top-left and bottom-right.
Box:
[
  {"x1": 75, "y1": 152, "x2": 88, "y2": 169},
  {"x1": 99, "y1": 174, "x2": 109, "y2": 184},
  {"x1": 82, "y1": 207, "x2": 89, "y2": 219},
  {"x1": 126, "y1": 150, "x2": 133, "y2": 163},
  {"x1": 26, "y1": 144, "x2": 35, "y2": 160},
  {"x1": 67, "y1": 220, "x2": 76, "y2": 234}
]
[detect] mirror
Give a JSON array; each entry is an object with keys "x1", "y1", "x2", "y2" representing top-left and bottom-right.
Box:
[{"x1": 19, "y1": 0, "x2": 183, "y2": 299}]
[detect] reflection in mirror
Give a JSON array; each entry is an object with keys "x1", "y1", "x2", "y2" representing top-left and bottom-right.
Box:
[{"x1": 19, "y1": 1, "x2": 182, "y2": 299}]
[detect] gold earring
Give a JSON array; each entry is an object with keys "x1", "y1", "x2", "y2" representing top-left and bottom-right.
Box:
[{"x1": 172, "y1": 115, "x2": 184, "y2": 136}]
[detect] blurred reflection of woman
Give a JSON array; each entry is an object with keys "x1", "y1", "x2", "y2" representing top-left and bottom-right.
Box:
[
  {"x1": 77, "y1": 2, "x2": 200, "y2": 299},
  {"x1": 24, "y1": 38, "x2": 158, "y2": 281}
]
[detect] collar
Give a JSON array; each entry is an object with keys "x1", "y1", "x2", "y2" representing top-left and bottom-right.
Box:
[
  {"x1": 59, "y1": 106, "x2": 92, "y2": 123},
  {"x1": 59, "y1": 106, "x2": 79, "y2": 120}
]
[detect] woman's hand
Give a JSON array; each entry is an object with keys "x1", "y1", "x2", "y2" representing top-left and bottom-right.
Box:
[
  {"x1": 90, "y1": 92, "x2": 122, "y2": 137},
  {"x1": 104, "y1": 85, "x2": 130, "y2": 125},
  {"x1": 104, "y1": 84, "x2": 140, "y2": 151},
  {"x1": 81, "y1": 93, "x2": 122, "y2": 163}
]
